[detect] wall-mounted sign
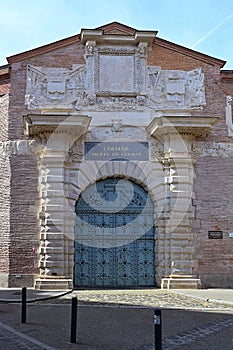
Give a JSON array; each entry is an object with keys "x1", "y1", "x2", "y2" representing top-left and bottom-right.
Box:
[
  {"x1": 208, "y1": 231, "x2": 223, "y2": 239},
  {"x1": 229, "y1": 232, "x2": 233, "y2": 238},
  {"x1": 84, "y1": 142, "x2": 149, "y2": 161}
]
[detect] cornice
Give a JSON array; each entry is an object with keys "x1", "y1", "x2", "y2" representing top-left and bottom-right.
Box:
[
  {"x1": 23, "y1": 113, "x2": 91, "y2": 137},
  {"x1": 147, "y1": 114, "x2": 220, "y2": 138}
]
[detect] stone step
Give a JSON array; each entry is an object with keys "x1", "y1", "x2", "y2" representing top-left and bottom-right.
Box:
[
  {"x1": 161, "y1": 277, "x2": 201, "y2": 290},
  {"x1": 34, "y1": 278, "x2": 73, "y2": 290}
]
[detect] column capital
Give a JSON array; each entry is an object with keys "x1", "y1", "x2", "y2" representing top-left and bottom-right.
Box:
[
  {"x1": 24, "y1": 113, "x2": 91, "y2": 156},
  {"x1": 147, "y1": 114, "x2": 219, "y2": 140},
  {"x1": 24, "y1": 113, "x2": 91, "y2": 138}
]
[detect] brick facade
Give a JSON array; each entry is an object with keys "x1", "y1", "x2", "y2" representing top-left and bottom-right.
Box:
[{"x1": 0, "y1": 22, "x2": 232, "y2": 289}]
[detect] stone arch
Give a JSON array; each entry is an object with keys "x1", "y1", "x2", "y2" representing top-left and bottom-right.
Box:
[
  {"x1": 68, "y1": 159, "x2": 166, "y2": 285},
  {"x1": 69, "y1": 160, "x2": 165, "y2": 217}
]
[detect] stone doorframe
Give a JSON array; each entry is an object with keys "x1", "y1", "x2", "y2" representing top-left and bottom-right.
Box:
[
  {"x1": 147, "y1": 113, "x2": 219, "y2": 289},
  {"x1": 24, "y1": 112, "x2": 219, "y2": 289}
]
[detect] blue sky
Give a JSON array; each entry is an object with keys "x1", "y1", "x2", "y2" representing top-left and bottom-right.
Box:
[{"x1": 1, "y1": 0, "x2": 233, "y2": 68}]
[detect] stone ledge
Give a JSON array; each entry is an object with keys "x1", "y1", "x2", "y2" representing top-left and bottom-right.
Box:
[
  {"x1": 34, "y1": 277, "x2": 73, "y2": 290},
  {"x1": 161, "y1": 276, "x2": 202, "y2": 290}
]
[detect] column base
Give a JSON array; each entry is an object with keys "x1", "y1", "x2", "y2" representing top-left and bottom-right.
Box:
[
  {"x1": 161, "y1": 275, "x2": 202, "y2": 290},
  {"x1": 34, "y1": 276, "x2": 73, "y2": 290}
]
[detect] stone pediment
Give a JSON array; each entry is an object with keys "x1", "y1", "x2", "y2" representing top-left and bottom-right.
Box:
[
  {"x1": 8, "y1": 22, "x2": 226, "y2": 68},
  {"x1": 96, "y1": 21, "x2": 136, "y2": 35},
  {"x1": 24, "y1": 24, "x2": 206, "y2": 114}
]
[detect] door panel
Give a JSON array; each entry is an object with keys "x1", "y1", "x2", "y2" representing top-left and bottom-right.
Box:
[{"x1": 74, "y1": 178, "x2": 155, "y2": 287}]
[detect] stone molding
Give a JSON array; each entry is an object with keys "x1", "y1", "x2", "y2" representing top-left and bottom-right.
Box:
[
  {"x1": 3, "y1": 138, "x2": 233, "y2": 159},
  {"x1": 0, "y1": 140, "x2": 37, "y2": 157},
  {"x1": 192, "y1": 141, "x2": 233, "y2": 157},
  {"x1": 225, "y1": 95, "x2": 233, "y2": 136}
]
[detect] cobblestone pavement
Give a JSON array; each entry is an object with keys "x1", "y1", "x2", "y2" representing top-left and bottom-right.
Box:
[
  {"x1": 134, "y1": 315, "x2": 233, "y2": 349},
  {"x1": 61, "y1": 289, "x2": 233, "y2": 311}
]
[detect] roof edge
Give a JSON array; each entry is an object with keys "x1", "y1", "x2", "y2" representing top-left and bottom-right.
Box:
[
  {"x1": 5, "y1": 22, "x2": 227, "y2": 68},
  {"x1": 0, "y1": 64, "x2": 10, "y2": 70},
  {"x1": 7, "y1": 34, "x2": 81, "y2": 64},
  {"x1": 0, "y1": 64, "x2": 10, "y2": 80},
  {"x1": 154, "y1": 36, "x2": 226, "y2": 68}
]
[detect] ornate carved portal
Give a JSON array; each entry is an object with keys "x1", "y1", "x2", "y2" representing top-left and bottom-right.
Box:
[{"x1": 23, "y1": 28, "x2": 219, "y2": 290}]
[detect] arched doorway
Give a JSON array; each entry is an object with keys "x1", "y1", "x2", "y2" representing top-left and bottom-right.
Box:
[{"x1": 74, "y1": 177, "x2": 155, "y2": 287}]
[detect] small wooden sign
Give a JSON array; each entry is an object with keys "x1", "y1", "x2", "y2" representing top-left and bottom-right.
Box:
[{"x1": 208, "y1": 231, "x2": 223, "y2": 239}]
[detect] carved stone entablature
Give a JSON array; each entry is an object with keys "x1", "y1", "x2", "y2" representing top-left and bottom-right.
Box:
[{"x1": 25, "y1": 29, "x2": 206, "y2": 113}]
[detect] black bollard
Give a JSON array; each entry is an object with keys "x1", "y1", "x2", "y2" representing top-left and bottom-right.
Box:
[
  {"x1": 154, "y1": 308, "x2": 162, "y2": 350},
  {"x1": 70, "y1": 297, "x2": 77, "y2": 343},
  {"x1": 21, "y1": 287, "x2": 27, "y2": 323}
]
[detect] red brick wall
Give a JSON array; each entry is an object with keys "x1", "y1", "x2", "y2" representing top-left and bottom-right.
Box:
[
  {"x1": 194, "y1": 157, "x2": 233, "y2": 287},
  {"x1": 0, "y1": 66, "x2": 10, "y2": 95},
  {"x1": 0, "y1": 155, "x2": 10, "y2": 274},
  {"x1": 0, "y1": 70, "x2": 10, "y2": 278},
  {"x1": 9, "y1": 155, "x2": 39, "y2": 276},
  {"x1": 148, "y1": 43, "x2": 212, "y2": 70},
  {"x1": 0, "y1": 94, "x2": 9, "y2": 141}
]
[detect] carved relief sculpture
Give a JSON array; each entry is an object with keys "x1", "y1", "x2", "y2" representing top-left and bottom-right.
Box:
[
  {"x1": 25, "y1": 47, "x2": 206, "y2": 112},
  {"x1": 25, "y1": 64, "x2": 86, "y2": 109},
  {"x1": 146, "y1": 67, "x2": 206, "y2": 110}
]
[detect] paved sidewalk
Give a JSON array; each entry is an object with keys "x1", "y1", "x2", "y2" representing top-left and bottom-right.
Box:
[{"x1": 0, "y1": 288, "x2": 232, "y2": 350}]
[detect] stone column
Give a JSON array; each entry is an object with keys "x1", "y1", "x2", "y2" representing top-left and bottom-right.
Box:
[
  {"x1": 147, "y1": 114, "x2": 219, "y2": 289},
  {"x1": 24, "y1": 114, "x2": 91, "y2": 289},
  {"x1": 36, "y1": 134, "x2": 74, "y2": 289},
  {"x1": 161, "y1": 133, "x2": 201, "y2": 288}
]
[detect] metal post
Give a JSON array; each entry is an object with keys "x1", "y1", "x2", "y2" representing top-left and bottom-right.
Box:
[
  {"x1": 21, "y1": 287, "x2": 27, "y2": 323},
  {"x1": 154, "y1": 308, "x2": 162, "y2": 350},
  {"x1": 70, "y1": 297, "x2": 77, "y2": 343}
]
